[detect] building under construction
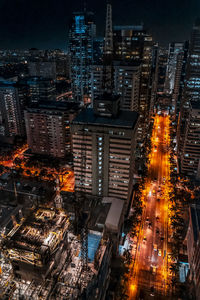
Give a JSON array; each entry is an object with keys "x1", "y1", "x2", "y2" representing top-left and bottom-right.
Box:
[
  {"x1": 0, "y1": 195, "x2": 124, "y2": 299},
  {"x1": 2, "y1": 206, "x2": 69, "y2": 282}
]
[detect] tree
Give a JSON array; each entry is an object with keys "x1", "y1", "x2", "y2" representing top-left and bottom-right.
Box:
[{"x1": 25, "y1": 169, "x2": 31, "y2": 176}]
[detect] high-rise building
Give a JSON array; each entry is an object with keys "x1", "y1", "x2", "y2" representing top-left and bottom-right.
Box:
[
  {"x1": 113, "y1": 25, "x2": 153, "y2": 142},
  {"x1": 93, "y1": 38, "x2": 104, "y2": 64},
  {"x1": 91, "y1": 62, "x2": 141, "y2": 111},
  {"x1": 20, "y1": 77, "x2": 56, "y2": 104},
  {"x1": 155, "y1": 48, "x2": 169, "y2": 94},
  {"x1": 114, "y1": 62, "x2": 141, "y2": 111},
  {"x1": 177, "y1": 20, "x2": 200, "y2": 163},
  {"x1": 68, "y1": 11, "x2": 96, "y2": 101},
  {"x1": 186, "y1": 204, "x2": 200, "y2": 299},
  {"x1": 71, "y1": 93, "x2": 139, "y2": 210},
  {"x1": 180, "y1": 101, "x2": 200, "y2": 178},
  {"x1": 25, "y1": 101, "x2": 79, "y2": 158},
  {"x1": 28, "y1": 61, "x2": 56, "y2": 80},
  {"x1": 172, "y1": 42, "x2": 189, "y2": 121},
  {"x1": 0, "y1": 80, "x2": 26, "y2": 137},
  {"x1": 164, "y1": 42, "x2": 184, "y2": 95}
]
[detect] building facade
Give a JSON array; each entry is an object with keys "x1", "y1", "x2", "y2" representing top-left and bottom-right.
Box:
[
  {"x1": 177, "y1": 21, "x2": 200, "y2": 161},
  {"x1": 0, "y1": 80, "x2": 25, "y2": 137},
  {"x1": 25, "y1": 101, "x2": 79, "y2": 158},
  {"x1": 180, "y1": 101, "x2": 200, "y2": 178},
  {"x1": 91, "y1": 62, "x2": 141, "y2": 111},
  {"x1": 172, "y1": 42, "x2": 189, "y2": 122},
  {"x1": 68, "y1": 11, "x2": 96, "y2": 101},
  {"x1": 164, "y1": 42, "x2": 184, "y2": 95},
  {"x1": 20, "y1": 77, "x2": 56, "y2": 104},
  {"x1": 113, "y1": 25, "x2": 153, "y2": 142},
  {"x1": 186, "y1": 204, "x2": 200, "y2": 299},
  {"x1": 71, "y1": 94, "x2": 139, "y2": 209},
  {"x1": 28, "y1": 61, "x2": 56, "y2": 80}
]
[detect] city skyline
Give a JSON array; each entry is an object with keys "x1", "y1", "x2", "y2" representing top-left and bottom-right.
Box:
[
  {"x1": 0, "y1": 1, "x2": 200, "y2": 298},
  {"x1": 0, "y1": 0, "x2": 199, "y2": 49}
]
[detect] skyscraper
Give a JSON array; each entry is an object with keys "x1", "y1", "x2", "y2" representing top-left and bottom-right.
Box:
[
  {"x1": 91, "y1": 62, "x2": 141, "y2": 111},
  {"x1": 180, "y1": 101, "x2": 200, "y2": 179},
  {"x1": 113, "y1": 25, "x2": 153, "y2": 142},
  {"x1": 19, "y1": 77, "x2": 56, "y2": 104},
  {"x1": 172, "y1": 41, "x2": 189, "y2": 122},
  {"x1": 177, "y1": 20, "x2": 200, "y2": 167},
  {"x1": 164, "y1": 42, "x2": 184, "y2": 95},
  {"x1": 0, "y1": 80, "x2": 25, "y2": 138},
  {"x1": 68, "y1": 11, "x2": 96, "y2": 102}
]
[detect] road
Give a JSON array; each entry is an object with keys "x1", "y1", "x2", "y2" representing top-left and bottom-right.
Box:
[
  {"x1": 0, "y1": 144, "x2": 28, "y2": 168},
  {"x1": 0, "y1": 144, "x2": 75, "y2": 193},
  {"x1": 129, "y1": 115, "x2": 171, "y2": 299}
]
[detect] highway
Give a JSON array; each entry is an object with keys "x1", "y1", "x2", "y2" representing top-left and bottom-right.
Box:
[{"x1": 129, "y1": 114, "x2": 171, "y2": 299}]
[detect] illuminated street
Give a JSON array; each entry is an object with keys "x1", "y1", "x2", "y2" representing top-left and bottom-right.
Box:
[
  {"x1": 0, "y1": 144, "x2": 28, "y2": 168},
  {"x1": 129, "y1": 114, "x2": 172, "y2": 299},
  {"x1": 0, "y1": 145, "x2": 75, "y2": 192}
]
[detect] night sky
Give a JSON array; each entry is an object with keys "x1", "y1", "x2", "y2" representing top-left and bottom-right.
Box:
[{"x1": 0, "y1": 0, "x2": 199, "y2": 49}]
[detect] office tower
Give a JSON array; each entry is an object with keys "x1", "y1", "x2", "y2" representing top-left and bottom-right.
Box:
[
  {"x1": 28, "y1": 61, "x2": 56, "y2": 80},
  {"x1": 68, "y1": 11, "x2": 96, "y2": 102},
  {"x1": 155, "y1": 48, "x2": 169, "y2": 94},
  {"x1": 71, "y1": 94, "x2": 139, "y2": 210},
  {"x1": 113, "y1": 25, "x2": 153, "y2": 142},
  {"x1": 55, "y1": 53, "x2": 71, "y2": 78},
  {"x1": 114, "y1": 62, "x2": 141, "y2": 111},
  {"x1": 0, "y1": 80, "x2": 25, "y2": 137},
  {"x1": 164, "y1": 42, "x2": 184, "y2": 95},
  {"x1": 25, "y1": 101, "x2": 79, "y2": 158},
  {"x1": 20, "y1": 77, "x2": 56, "y2": 104},
  {"x1": 93, "y1": 38, "x2": 104, "y2": 64},
  {"x1": 91, "y1": 62, "x2": 141, "y2": 111},
  {"x1": 180, "y1": 101, "x2": 200, "y2": 178},
  {"x1": 187, "y1": 204, "x2": 200, "y2": 299},
  {"x1": 149, "y1": 43, "x2": 159, "y2": 115},
  {"x1": 91, "y1": 64, "x2": 104, "y2": 100},
  {"x1": 172, "y1": 41, "x2": 189, "y2": 121},
  {"x1": 177, "y1": 20, "x2": 200, "y2": 161}
]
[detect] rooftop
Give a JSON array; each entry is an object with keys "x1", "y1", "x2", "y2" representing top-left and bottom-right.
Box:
[
  {"x1": 113, "y1": 25, "x2": 144, "y2": 31},
  {"x1": 4, "y1": 206, "x2": 69, "y2": 260},
  {"x1": 72, "y1": 107, "x2": 139, "y2": 129},
  {"x1": 103, "y1": 198, "x2": 124, "y2": 232},
  {"x1": 95, "y1": 92, "x2": 120, "y2": 102},
  {"x1": 26, "y1": 100, "x2": 80, "y2": 112}
]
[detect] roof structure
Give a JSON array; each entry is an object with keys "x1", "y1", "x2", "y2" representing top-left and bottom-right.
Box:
[
  {"x1": 72, "y1": 108, "x2": 139, "y2": 129},
  {"x1": 103, "y1": 197, "x2": 124, "y2": 232}
]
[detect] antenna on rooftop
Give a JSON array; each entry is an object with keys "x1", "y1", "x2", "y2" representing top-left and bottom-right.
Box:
[
  {"x1": 102, "y1": 2, "x2": 114, "y2": 93},
  {"x1": 104, "y1": 2, "x2": 113, "y2": 55},
  {"x1": 83, "y1": 0, "x2": 87, "y2": 12}
]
